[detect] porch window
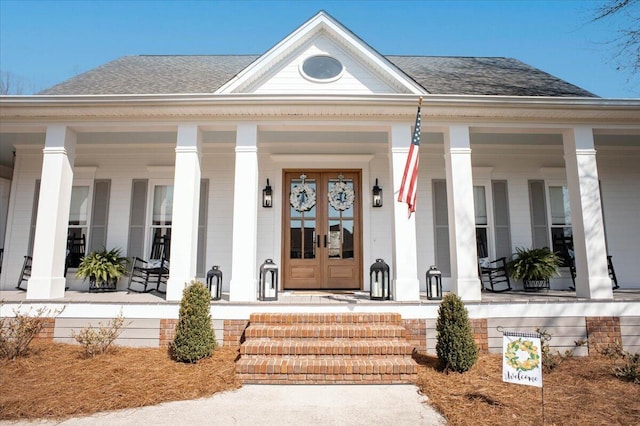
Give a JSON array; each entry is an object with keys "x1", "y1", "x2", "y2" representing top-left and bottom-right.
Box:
[
  {"x1": 549, "y1": 185, "x2": 573, "y2": 265},
  {"x1": 68, "y1": 185, "x2": 89, "y2": 236},
  {"x1": 473, "y1": 186, "x2": 489, "y2": 258},
  {"x1": 151, "y1": 185, "x2": 173, "y2": 242}
]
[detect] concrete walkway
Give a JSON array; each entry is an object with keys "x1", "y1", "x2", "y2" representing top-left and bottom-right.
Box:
[{"x1": 2, "y1": 385, "x2": 446, "y2": 426}]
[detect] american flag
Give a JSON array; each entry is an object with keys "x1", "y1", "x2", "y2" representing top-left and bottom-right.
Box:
[{"x1": 397, "y1": 105, "x2": 421, "y2": 216}]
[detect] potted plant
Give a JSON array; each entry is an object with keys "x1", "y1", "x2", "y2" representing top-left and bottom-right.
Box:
[
  {"x1": 76, "y1": 247, "x2": 129, "y2": 292},
  {"x1": 507, "y1": 247, "x2": 562, "y2": 291}
]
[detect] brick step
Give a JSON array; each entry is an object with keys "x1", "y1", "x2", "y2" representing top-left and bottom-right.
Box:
[
  {"x1": 235, "y1": 357, "x2": 418, "y2": 384},
  {"x1": 249, "y1": 312, "x2": 402, "y2": 325},
  {"x1": 244, "y1": 324, "x2": 407, "y2": 339},
  {"x1": 240, "y1": 339, "x2": 415, "y2": 357}
]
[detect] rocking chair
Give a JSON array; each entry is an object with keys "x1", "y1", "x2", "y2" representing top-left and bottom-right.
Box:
[
  {"x1": 478, "y1": 257, "x2": 512, "y2": 293},
  {"x1": 17, "y1": 253, "x2": 70, "y2": 291},
  {"x1": 127, "y1": 235, "x2": 170, "y2": 293},
  {"x1": 16, "y1": 255, "x2": 32, "y2": 291}
]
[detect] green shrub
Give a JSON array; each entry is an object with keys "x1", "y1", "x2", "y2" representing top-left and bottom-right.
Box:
[
  {"x1": 435, "y1": 293, "x2": 478, "y2": 373},
  {"x1": 71, "y1": 313, "x2": 129, "y2": 358},
  {"x1": 171, "y1": 281, "x2": 217, "y2": 363}
]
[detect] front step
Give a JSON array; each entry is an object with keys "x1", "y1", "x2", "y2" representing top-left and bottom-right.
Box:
[
  {"x1": 235, "y1": 357, "x2": 417, "y2": 384},
  {"x1": 244, "y1": 324, "x2": 407, "y2": 339},
  {"x1": 240, "y1": 339, "x2": 415, "y2": 357},
  {"x1": 235, "y1": 312, "x2": 418, "y2": 384}
]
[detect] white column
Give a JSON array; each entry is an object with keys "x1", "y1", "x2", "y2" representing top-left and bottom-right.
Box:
[
  {"x1": 166, "y1": 125, "x2": 202, "y2": 301},
  {"x1": 563, "y1": 127, "x2": 611, "y2": 299},
  {"x1": 390, "y1": 123, "x2": 420, "y2": 301},
  {"x1": 229, "y1": 124, "x2": 259, "y2": 302},
  {"x1": 27, "y1": 125, "x2": 76, "y2": 300},
  {"x1": 444, "y1": 125, "x2": 481, "y2": 301}
]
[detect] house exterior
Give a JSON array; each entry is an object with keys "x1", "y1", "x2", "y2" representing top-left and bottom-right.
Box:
[{"x1": 0, "y1": 12, "x2": 639, "y2": 355}]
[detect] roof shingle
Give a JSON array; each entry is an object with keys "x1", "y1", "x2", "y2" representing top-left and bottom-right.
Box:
[{"x1": 38, "y1": 55, "x2": 596, "y2": 97}]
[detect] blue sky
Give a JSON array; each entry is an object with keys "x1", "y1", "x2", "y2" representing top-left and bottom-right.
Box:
[{"x1": 1, "y1": 0, "x2": 637, "y2": 97}]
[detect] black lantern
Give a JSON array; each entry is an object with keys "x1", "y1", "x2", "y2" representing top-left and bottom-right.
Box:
[
  {"x1": 372, "y1": 178, "x2": 383, "y2": 208},
  {"x1": 262, "y1": 179, "x2": 273, "y2": 208},
  {"x1": 259, "y1": 259, "x2": 278, "y2": 301},
  {"x1": 206, "y1": 265, "x2": 223, "y2": 300},
  {"x1": 426, "y1": 265, "x2": 442, "y2": 300},
  {"x1": 370, "y1": 258, "x2": 391, "y2": 300}
]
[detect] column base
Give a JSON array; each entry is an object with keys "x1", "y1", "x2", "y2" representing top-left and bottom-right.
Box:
[
  {"x1": 26, "y1": 277, "x2": 66, "y2": 300},
  {"x1": 393, "y1": 278, "x2": 421, "y2": 302},
  {"x1": 165, "y1": 278, "x2": 192, "y2": 302},
  {"x1": 575, "y1": 276, "x2": 614, "y2": 300},
  {"x1": 229, "y1": 279, "x2": 258, "y2": 302},
  {"x1": 452, "y1": 277, "x2": 482, "y2": 302}
]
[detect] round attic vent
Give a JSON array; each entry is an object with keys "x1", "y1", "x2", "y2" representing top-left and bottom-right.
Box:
[{"x1": 300, "y1": 55, "x2": 343, "y2": 82}]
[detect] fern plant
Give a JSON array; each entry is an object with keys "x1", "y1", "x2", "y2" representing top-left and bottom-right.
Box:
[
  {"x1": 76, "y1": 247, "x2": 129, "y2": 286},
  {"x1": 507, "y1": 247, "x2": 562, "y2": 282}
]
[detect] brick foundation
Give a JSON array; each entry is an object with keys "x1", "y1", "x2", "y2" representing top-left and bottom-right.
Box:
[
  {"x1": 159, "y1": 319, "x2": 179, "y2": 347},
  {"x1": 470, "y1": 318, "x2": 488, "y2": 354},
  {"x1": 402, "y1": 319, "x2": 426, "y2": 354},
  {"x1": 224, "y1": 319, "x2": 249, "y2": 347},
  {"x1": 586, "y1": 316, "x2": 621, "y2": 354},
  {"x1": 34, "y1": 317, "x2": 55, "y2": 342}
]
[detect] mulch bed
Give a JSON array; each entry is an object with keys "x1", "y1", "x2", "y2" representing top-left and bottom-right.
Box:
[
  {"x1": 0, "y1": 341, "x2": 240, "y2": 420},
  {"x1": 2, "y1": 342, "x2": 639, "y2": 424},
  {"x1": 415, "y1": 352, "x2": 640, "y2": 425}
]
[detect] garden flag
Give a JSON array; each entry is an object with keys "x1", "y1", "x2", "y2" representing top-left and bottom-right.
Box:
[
  {"x1": 502, "y1": 330, "x2": 543, "y2": 387},
  {"x1": 397, "y1": 103, "x2": 422, "y2": 216}
]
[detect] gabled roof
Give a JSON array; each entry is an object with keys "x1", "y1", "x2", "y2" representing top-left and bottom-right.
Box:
[
  {"x1": 216, "y1": 11, "x2": 425, "y2": 95},
  {"x1": 38, "y1": 54, "x2": 596, "y2": 97},
  {"x1": 37, "y1": 11, "x2": 596, "y2": 98}
]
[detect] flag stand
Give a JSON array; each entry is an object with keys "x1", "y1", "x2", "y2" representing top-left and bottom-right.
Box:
[{"x1": 541, "y1": 381, "x2": 545, "y2": 425}]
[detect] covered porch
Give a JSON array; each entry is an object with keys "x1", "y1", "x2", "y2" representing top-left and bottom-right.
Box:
[{"x1": 0, "y1": 96, "x2": 639, "y2": 305}]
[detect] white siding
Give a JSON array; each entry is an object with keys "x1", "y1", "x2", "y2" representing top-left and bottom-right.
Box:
[
  {"x1": 487, "y1": 317, "x2": 588, "y2": 356},
  {"x1": 250, "y1": 35, "x2": 397, "y2": 94},
  {"x1": 621, "y1": 316, "x2": 640, "y2": 354},
  {"x1": 203, "y1": 152, "x2": 235, "y2": 292},
  {"x1": 0, "y1": 149, "x2": 42, "y2": 289},
  {"x1": 597, "y1": 152, "x2": 640, "y2": 289},
  {"x1": 54, "y1": 317, "x2": 161, "y2": 348}
]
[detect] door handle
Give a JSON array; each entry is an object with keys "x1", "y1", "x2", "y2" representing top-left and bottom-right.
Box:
[
  {"x1": 317, "y1": 235, "x2": 320, "y2": 248},
  {"x1": 324, "y1": 235, "x2": 327, "y2": 248}
]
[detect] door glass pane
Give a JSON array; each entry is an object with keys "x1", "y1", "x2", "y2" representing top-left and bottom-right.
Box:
[
  {"x1": 303, "y1": 220, "x2": 316, "y2": 259},
  {"x1": 328, "y1": 220, "x2": 341, "y2": 258},
  {"x1": 342, "y1": 220, "x2": 354, "y2": 259},
  {"x1": 290, "y1": 220, "x2": 302, "y2": 259}
]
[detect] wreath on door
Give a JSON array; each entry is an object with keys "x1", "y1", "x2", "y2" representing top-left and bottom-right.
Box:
[
  {"x1": 328, "y1": 176, "x2": 355, "y2": 211},
  {"x1": 290, "y1": 175, "x2": 317, "y2": 212}
]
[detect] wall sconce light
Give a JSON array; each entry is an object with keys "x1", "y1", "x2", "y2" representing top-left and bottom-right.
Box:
[
  {"x1": 372, "y1": 178, "x2": 383, "y2": 207},
  {"x1": 262, "y1": 179, "x2": 273, "y2": 208}
]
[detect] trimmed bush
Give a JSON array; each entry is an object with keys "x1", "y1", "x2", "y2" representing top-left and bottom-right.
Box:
[
  {"x1": 435, "y1": 293, "x2": 478, "y2": 373},
  {"x1": 171, "y1": 281, "x2": 217, "y2": 363}
]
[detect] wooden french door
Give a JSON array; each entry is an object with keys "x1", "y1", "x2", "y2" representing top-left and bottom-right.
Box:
[{"x1": 283, "y1": 170, "x2": 362, "y2": 290}]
